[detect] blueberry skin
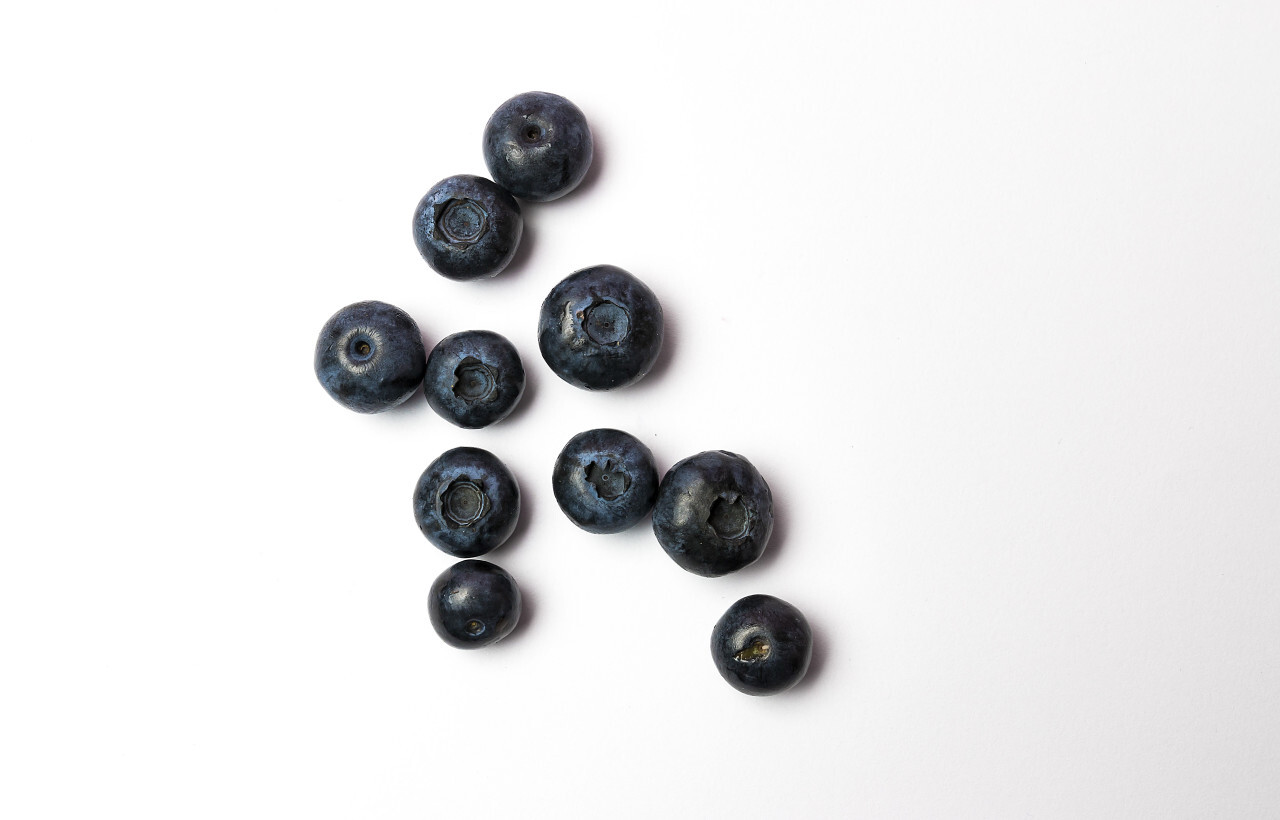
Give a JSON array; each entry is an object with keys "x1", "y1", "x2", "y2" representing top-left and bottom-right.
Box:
[
  {"x1": 413, "y1": 447, "x2": 520, "y2": 558},
  {"x1": 423, "y1": 330, "x2": 525, "y2": 429},
  {"x1": 483, "y1": 91, "x2": 593, "y2": 202},
  {"x1": 537, "y1": 265, "x2": 664, "y2": 391},
  {"x1": 428, "y1": 559, "x2": 522, "y2": 649},
  {"x1": 711, "y1": 595, "x2": 812, "y2": 695},
  {"x1": 552, "y1": 428, "x2": 659, "y2": 534},
  {"x1": 652, "y1": 451, "x2": 773, "y2": 577},
  {"x1": 412, "y1": 174, "x2": 523, "y2": 281},
  {"x1": 314, "y1": 300, "x2": 426, "y2": 413}
]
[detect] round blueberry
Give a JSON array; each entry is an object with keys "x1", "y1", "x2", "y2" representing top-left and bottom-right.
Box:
[
  {"x1": 711, "y1": 595, "x2": 812, "y2": 695},
  {"x1": 537, "y1": 265, "x2": 664, "y2": 391},
  {"x1": 413, "y1": 447, "x2": 520, "y2": 558},
  {"x1": 423, "y1": 330, "x2": 525, "y2": 429},
  {"x1": 652, "y1": 451, "x2": 773, "y2": 577},
  {"x1": 428, "y1": 559, "x2": 522, "y2": 649},
  {"x1": 552, "y1": 428, "x2": 659, "y2": 534},
  {"x1": 313, "y1": 300, "x2": 426, "y2": 414},
  {"x1": 412, "y1": 174, "x2": 522, "y2": 281},
  {"x1": 483, "y1": 91, "x2": 593, "y2": 202}
]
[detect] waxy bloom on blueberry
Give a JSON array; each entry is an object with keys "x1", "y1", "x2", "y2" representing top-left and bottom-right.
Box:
[
  {"x1": 552, "y1": 428, "x2": 658, "y2": 534},
  {"x1": 537, "y1": 265, "x2": 664, "y2": 391},
  {"x1": 412, "y1": 174, "x2": 522, "y2": 281},
  {"x1": 424, "y1": 330, "x2": 525, "y2": 429},
  {"x1": 414, "y1": 447, "x2": 520, "y2": 558}
]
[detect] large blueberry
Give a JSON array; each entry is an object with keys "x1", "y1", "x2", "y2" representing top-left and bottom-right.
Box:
[
  {"x1": 428, "y1": 559, "x2": 522, "y2": 649},
  {"x1": 423, "y1": 330, "x2": 525, "y2": 429},
  {"x1": 652, "y1": 451, "x2": 773, "y2": 577},
  {"x1": 710, "y1": 595, "x2": 812, "y2": 695},
  {"x1": 314, "y1": 300, "x2": 426, "y2": 413},
  {"x1": 483, "y1": 91, "x2": 593, "y2": 202},
  {"x1": 413, "y1": 447, "x2": 520, "y2": 558},
  {"x1": 552, "y1": 428, "x2": 659, "y2": 534},
  {"x1": 412, "y1": 174, "x2": 522, "y2": 281},
  {"x1": 537, "y1": 265, "x2": 663, "y2": 391}
]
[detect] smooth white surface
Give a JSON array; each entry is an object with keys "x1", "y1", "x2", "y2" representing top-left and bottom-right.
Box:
[{"x1": 2, "y1": 2, "x2": 1279, "y2": 817}]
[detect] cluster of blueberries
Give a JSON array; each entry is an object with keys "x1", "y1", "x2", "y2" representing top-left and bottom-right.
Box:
[{"x1": 313, "y1": 93, "x2": 812, "y2": 695}]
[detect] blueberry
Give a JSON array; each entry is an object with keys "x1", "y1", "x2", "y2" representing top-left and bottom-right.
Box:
[
  {"x1": 313, "y1": 300, "x2": 426, "y2": 413},
  {"x1": 423, "y1": 330, "x2": 525, "y2": 429},
  {"x1": 413, "y1": 447, "x2": 520, "y2": 558},
  {"x1": 651, "y1": 451, "x2": 773, "y2": 577},
  {"x1": 412, "y1": 174, "x2": 522, "y2": 281},
  {"x1": 483, "y1": 91, "x2": 593, "y2": 202},
  {"x1": 537, "y1": 265, "x2": 664, "y2": 391},
  {"x1": 552, "y1": 428, "x2": 659, "y2": 534},
  {"x1": 428, "y1": 559, "x2": 522, "y2": 649},
  {"x1": 710, "y1": 595, "x2": 812, "y2": 695}
]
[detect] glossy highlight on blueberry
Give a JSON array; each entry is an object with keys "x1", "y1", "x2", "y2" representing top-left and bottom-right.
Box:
[
  {"x1": 424, "y1": 330, "x2": 525, "y2": 428},
  {"x1": 652, "y1": 451, "x2": 773, "y2": 577},
  {"x1": 313, "y1": 300, "x2": 426, "y2": 413},
  {"x1": 413, "y1": 447, "x2": 520, "y2": 558},
  {"x1": 412, "y1": 174, "x2": 522, "y2": 280},
  {"x1": 711, "y1": 595, "x2": 812, "y2": 695},
  {"x1": 537, "y1": 265, "x2": 664, "y2": 391},
  {"x1": 428, "y1": 559, "x2": 522, "y2": 649},
  {"x1": 552, "y1": 428, "x2": 659, "y2": 534},
  {"x1": 483, "y1": 91, "x2": 593, "y2": 202}
]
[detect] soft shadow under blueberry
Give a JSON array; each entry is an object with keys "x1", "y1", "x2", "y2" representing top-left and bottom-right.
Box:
[
  {"x1": 789, "y1": 617, "x2": 827, "y2": 695},
  {"x1": 504, "y1": 462, "x2": 535, "y2": 551},
  {"x1": 496, "y1": 578, "x2": 536, "y2": 649},
  {"x1": 740, "y1": 477, "x2": 787, "y2": 577},
  {"x1": 481, "y1": 216, "x2": 537, "y2": 284},
  {"x1": 383, "y1": 382, "x2": 427, "y2": 419},
  {"x1": 622, "y1": 298, "x2": 677, "y2": 395},
  {"x1": 500, "y1": 355, "x2": 539, "y2": 426},
  {"x1": 569, "y1": 127, "x2": 606, "y2": 198}
]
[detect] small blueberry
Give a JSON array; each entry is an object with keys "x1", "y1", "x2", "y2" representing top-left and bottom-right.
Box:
[
  {"x1": 537, "y1": 265, "x2": 664, "y2": 391},
  {"x1": 414, "y1": 447, "x2": 520, "y2": 558},
  {"x1": 483, "y1": 91, "x2": 593, "y2": 202},
  {"x1": 429, "y1": 559, "x2": 522, "y2": 649},
  {"x1": 313, "y1": 300, "x2": 426, "y2": 414},
  {"x1": 652, "y1": 451, "x2": 773, "y2": 577},
  {"x1": 552, "y1": 428, "x2": 659, "y2": 534},
  {"x1": 424, "y1": 330, "x2": 525, "y2": 429},
  {"x1": 710, "y1": 594, "x2": 812, "y2": 695},
  {"x1": 412, "y1": 174, "x2": 522, "y2": 281}
]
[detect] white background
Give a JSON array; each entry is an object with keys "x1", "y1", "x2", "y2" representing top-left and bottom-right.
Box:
[{"x1": 2, "y1": 2, "x2": 1278, "y2": 817}]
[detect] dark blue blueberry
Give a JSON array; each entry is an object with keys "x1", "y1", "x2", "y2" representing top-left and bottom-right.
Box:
[
  {"x1": 428, "y1": 559, "x2": 522, "y2": 649},
  {"x1": 314, "y1": 300, "x2": 426, "y2": 413},
  {"x1": 412, "y1": 174, "x2": 522, "y2": 281},
  {"x1": 711, "y1": 595, "x2": 812, "y2": 695},
  {"x1": 552, "y1": 428, "x2": 659, "y2": 534},
  {"x1": 652, "y1": 451, "x2": 773, "y2": 577},
  {"x1": 483, "y1": 91, "x2": 593, "y2": 202},
  {"x1": 423, "y1": 330, "x2": 525, "y2": 429},
  {"x1": 537, "y1": 265, "x2": 664, "y2": 391},
  {"x1": 413, "y1": 447, "x2": 520, "y2": 558}
]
